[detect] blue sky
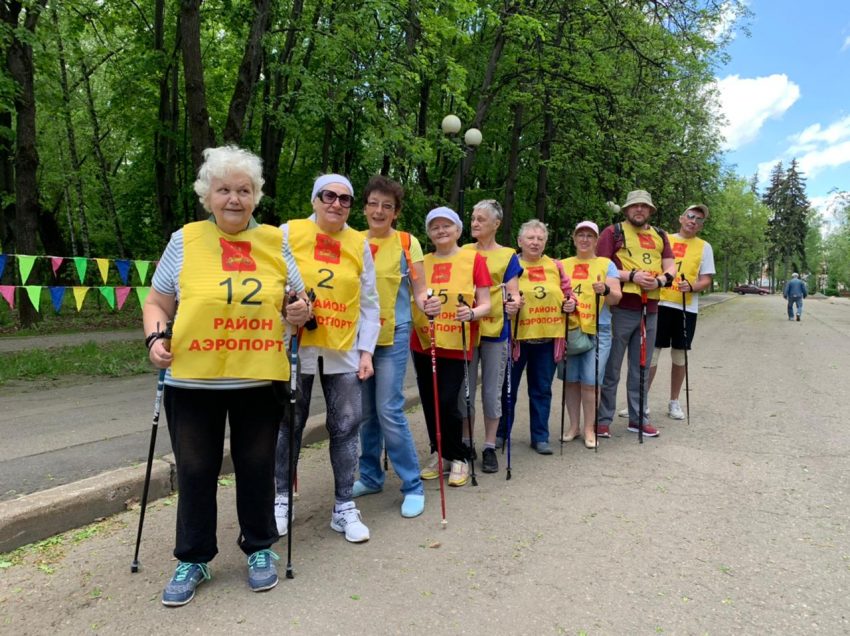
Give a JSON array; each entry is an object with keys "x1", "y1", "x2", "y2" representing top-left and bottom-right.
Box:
[{"x1": 715, "y1": 0, "x2": 850, "y2": 223}]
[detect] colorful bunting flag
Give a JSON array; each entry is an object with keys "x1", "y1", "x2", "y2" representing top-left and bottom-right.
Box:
[
  {"x1": 115, "y1": 259, "x2": 132, "y2": 285},
  {"x1": 135, "y1": 260, "x2": 150, "y2": 285},
  {"x1": 72, "y1": 286, "x2": 90, "y2": 311},
  {"x1": 50, "y1": 257, "x2": 64, "y2": 276},
  {"x1": 135, "y1": 286, "x2": 150, "y2": 307},
  {"x1": 95, "y1": 258, "x2": 110, "y2": 284},
  {"x1": 0, "y1": 254, "x2": 6, "y2": 280},
  {"x1": 98, "y1": 286, "x2": 116, "y2": 309},
  {"x1": 116, "y1": 286, "x2": 131, "y2": 310},
  {"x1": 18, "y1": 255, "x2": 37, "y2": 285},
  {"x1": 73, "y1": 257, "x2": 88, "y2": 284},
  {"x1": 0, "y1": 285, "x2": 14, "y2": 309},
  {"x1": 49, "y1": 286, "x2": 66, "y2": 312},
  {"x1": 23, "y1": 285, "x2": 42, "y2": 312}
]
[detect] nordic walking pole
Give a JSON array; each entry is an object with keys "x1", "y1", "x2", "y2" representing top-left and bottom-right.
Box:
[
  {"x1": 559, "y1": 308, "x2": 569, "y2": 457},
  {"x1": 680, "y1": 273, "x2": 690, "y2": 426},
  {"x1": 131, "y1": 320, "x2": 173, "y2": 573},
  {"x1": 593, "y1": 288, "x2": 601, "y2": 453},
  {"x1": 505, "y1": 291, "x2": 521, "y2": 480},
  {"x1": 427, "y1": 289, "x2": 448, "y2": 528},
  {"x1": 285, "y1": 289, "x2": 301, "y2": 579},
  {"x1": 638, "y1": 290, "x2": 648, "y2": 445},
  {"x1": 457, "y1": 294, "x2": 478, "y2": 487}
]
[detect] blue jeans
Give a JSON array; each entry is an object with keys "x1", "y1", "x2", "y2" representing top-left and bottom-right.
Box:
[
  {"x1": 499, "y1": 340, "x2": 556, "y2": 444},
  {"x1": 787, "y1": 297, "x2": 803, "y2": 319},
  {"x1": 358, "y1": 322, "x2": 423, "y2": 495}
]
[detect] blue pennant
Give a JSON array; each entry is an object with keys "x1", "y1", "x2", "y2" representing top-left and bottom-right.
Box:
[
  {"x1": 49, "y1": 286, "x2": 66, "y2": 313},
  {"x1": 115, "y1": 259, "x2": 132, "y2": 285}
]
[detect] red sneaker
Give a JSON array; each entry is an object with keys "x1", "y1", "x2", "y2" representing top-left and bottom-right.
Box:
[
  {"x1": 627, "y1": 421, "x2": 659, "y2": 437},
  {"x1": 597, "y1": 423, "x2": 611, "y2": 438}
]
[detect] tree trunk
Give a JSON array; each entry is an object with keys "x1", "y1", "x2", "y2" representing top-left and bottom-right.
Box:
[
  {"x1": 223, "y1": 0, "x2": 272, "y2": 144},
  {"x1": 82, "y1": 61, "x2": 125, "y2": 257},
  {"x1": 535, "y1": 89, "x2": 554, "y2": 222},
  {"x1": 180, "y1": 0, "x2": 216, "y2": 219},
  {"x1": 501, "y1": 99, "x2": 524, "y2": 244},
  {"x1": 154, "y1": 0, "x2": 179, "y2": 242},
  {"x1": 3, "y1": 0, "x2": 48, "y2": 327},
  {"x1": 0, "y1": 111, "x2": 14, "y2": 251}
]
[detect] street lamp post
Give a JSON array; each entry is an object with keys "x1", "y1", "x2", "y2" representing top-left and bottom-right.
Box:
[{"x1": 441, "y1": 114, "x2": 482, "y2": 239}]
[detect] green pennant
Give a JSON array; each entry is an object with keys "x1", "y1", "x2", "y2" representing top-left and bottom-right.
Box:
[
  {"x1": 98, "y1": 286, "x2": 116, "y2": 309},
  {"x1": 135, "y1": 286, "x2": 150, "y2": 307},
  {"x1": 17, "y1": 255, "x2": 37, "y2": 284},
  {"x1": 134, "y1": 260, "x2": 150, "y2": 284},
  {"x1": 73, "y1": 257, "x2": 88, "y2": 284},
  {"x1": 24, "y1": 285, "x2": 43, "y2": 312}
]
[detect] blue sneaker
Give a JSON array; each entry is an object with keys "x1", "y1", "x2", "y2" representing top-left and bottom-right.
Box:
[
  {"x1": 247, "y1": 549, "x2": 279, "y2": 592},
  {"x1": 352, "y1": 479, "x2": 382, "y2": 498},
  {"x1": 161, "y1": 562, "x2": 210, "y2": 607}
]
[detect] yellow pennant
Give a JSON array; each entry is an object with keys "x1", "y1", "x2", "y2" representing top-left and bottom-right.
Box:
[
  {"x1": 73, "y1": 286, "x2": 90, "y2": 311},
  {"x1": 95, "y1": 258, "x2": 110, "y2": 284}
]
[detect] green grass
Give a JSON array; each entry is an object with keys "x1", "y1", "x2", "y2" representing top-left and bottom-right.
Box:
[{"x1": 0, "y1": 341, "x2": 150, "y2": 385}]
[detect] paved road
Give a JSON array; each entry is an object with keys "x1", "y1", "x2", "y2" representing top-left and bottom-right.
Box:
[{"x1": 2, "y1": 293, "x2": 849, "y2": 634}]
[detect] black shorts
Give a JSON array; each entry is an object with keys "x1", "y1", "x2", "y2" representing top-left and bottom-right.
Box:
[{"x1": 654, "y1": 304, "x2": 697, "y2": 350}]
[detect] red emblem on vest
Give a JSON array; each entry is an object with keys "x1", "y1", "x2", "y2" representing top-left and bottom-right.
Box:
[
  {"x1": 432, "y1": 263, "x2": 452, "y2": 284},
  {"x1": 572, "y1": 263, "x2": 590, "y2": 280},
  {"x1": 219, "y1": 238, "x2": 256, "y2": 271},
  {"x1": 672, "y1": 242, "x2": 687, "y2": 258},
  {"x1": 638, "y1": 233, "x2": 656, "y2": 250},
  {"x1": 369, "y1": 242, "x2": 379, "y2": 259},
  {"x1": 527, "y1": 266, "x2": 546, "y2": 282},
  {"x1": 315, "y1": 234, "x2": 341, "y2": 264}
]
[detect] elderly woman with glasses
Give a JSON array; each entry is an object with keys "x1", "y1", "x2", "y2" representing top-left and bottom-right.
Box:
[
  {"x1": 351, "y1": 176, "x2": 429, "y2": 518},
  {"x1": 559, "y1": 221, "x2": 621, "y2": 449},
  {"x1": 144, "y1": 145, "x2": 310, "y2": 606},
  {"x1": 274, "y1": 174, "x2": 380, "y2": 543},
  {"x1": 411, "y1": 207, "x2": 492, "y2": 488},
  {"x1": 499, "y1": 220, "x2": 575, "y2": 455}
]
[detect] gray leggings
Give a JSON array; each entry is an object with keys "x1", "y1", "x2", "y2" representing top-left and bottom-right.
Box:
[
  {"x1": 458, "y1": 339, "x2": 508, "y2": 420},
  {"x1": 275, "y1": 366, "x2": 361, "y2": 503}
]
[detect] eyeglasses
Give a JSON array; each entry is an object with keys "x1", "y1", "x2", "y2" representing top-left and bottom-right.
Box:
[
  {"x1": 317, "y1": 190, "x2": 354, "y2": 208},
  {"x1": 684, "y1": 212, "x2": 705, "y2": 224},
  {"x1": 365, "y1": 201, "x2": 396, "y2": 212}
]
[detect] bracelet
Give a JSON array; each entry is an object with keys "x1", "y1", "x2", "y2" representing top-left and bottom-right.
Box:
[
  {"x1": 628, "y1": 270, "x2": 636, "y2": 283},
  {"x1": 664, "y1": 272, "x2": 675, "y2": 286},
  {"x1": 145, "y1": 332, "x2": 163, "y2": 350},
  {"x1": 657, "y1": 277, "x2": 663, "y2": 289},
  {"x1": 602, "y1": 284, "x2": 611, "y2": 296}
]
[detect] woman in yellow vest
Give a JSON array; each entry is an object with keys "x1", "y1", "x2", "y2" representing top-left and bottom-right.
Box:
[
  {"x1": 275, "y1": 174, "x2": 380, "y2": 544},
  {"x1": 351, "y1": 176, "x2": 429, "y2": 519},
  {"x1": 460, "y1": 199, "x2": 522, "y2": 474},
  {"x1": 144, "y1": 146, "x2": 310, "y2": 606},
  {"x1": 411, "y1": 207, "x2": 492, "y2": 487},
  {"x1": 559, "y1": 221, "x2": 622, "y2": 449},
  {"x1": 498, "y1": 219, "x2": 575, "y2": 455}
]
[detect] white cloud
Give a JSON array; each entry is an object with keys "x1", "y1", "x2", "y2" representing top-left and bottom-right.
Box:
[
  {"x1": 708, "y1": 1, "x2": 746, "y2": 44},
  {"x1": 842, "y1": 35, "x2": 850, "y2": 52},
  {"x1": 762, "y1": 115, "x2": 850, "y2": 180},
  {"x1": 714, "y1": 74, "x2": 800, "y2": 150},
  {"x1": 798, "y1": 140, "x2": 850, "y2": 178}
]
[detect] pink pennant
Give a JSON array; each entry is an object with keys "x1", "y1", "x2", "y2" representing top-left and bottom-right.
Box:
[
  {"x1": 115, "y1": 286, "x2": 131, "y2": 310},
  {"x1": 0, "y1": 285, "x2": 15, "y2": 309},
  {"x1": 51, "y1": 257, "x2": 64, "y2": 276}
]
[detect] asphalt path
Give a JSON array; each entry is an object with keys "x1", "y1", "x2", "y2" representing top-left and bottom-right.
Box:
[{"x1": 2, "y1": 293, "x2": 849, "y2": 634}]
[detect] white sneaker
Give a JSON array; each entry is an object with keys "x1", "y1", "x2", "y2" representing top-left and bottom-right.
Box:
[
  {"x1": 668, "y1": 400, "x2": 685, "y2": 420},
  {"x1": 330, "y1": 502, "x2": 370, "y2": 543},
  {"x1": 618, "y1": 406, "x2": 649, "y2": 418},
  {"x1": 274, "y1": 495, "x2": 292, "y2": 537}
]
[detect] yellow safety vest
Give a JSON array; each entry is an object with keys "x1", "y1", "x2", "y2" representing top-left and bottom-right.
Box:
[
  {"x1": 660, "y1": 235, "x2": 705, "y2": 306},
  {"x1": 514, "y1": 256, "x2": 565, "y2": 340},
  {"x1": 288, "y1": 218, "x2": 364, "y2": 351},
  {"x1": 412, "y1": 249, "x2": 476, "y2": 351},
  {"x1": 366, "y1": 230, "x2": 414, "y2": 346},
  {"x1": 172, "y1": 221, "x2": 289, "y2": 381},
  {"x1": 561, "y1": 256, "x2": 612, "y2": 335},
  {"x1": 462, "y1": 244, "x2": 515, "y2": 338},
  {"x1": 618, "y1": 222, "x2": 664, "y2": 299}
]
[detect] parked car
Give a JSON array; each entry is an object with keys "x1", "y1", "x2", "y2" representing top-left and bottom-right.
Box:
[{"x1": 733, "y1": 284, "x2": 768, "y2": 295}]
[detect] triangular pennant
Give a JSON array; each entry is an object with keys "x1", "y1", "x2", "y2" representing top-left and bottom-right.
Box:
[
  {"x1": 115, "y1": 259, "x2": 132, "y2": 285},
  {"x1": 134, "y1": 260, "x2": 150, "y2": 284},
  {"x1": 73, "y1": 257, "x2": 88, "y2": 284},
  {"x1": 72, "y1": 286, "x2": 90, "y2": 311},
  {"x1": 115, "y1": 286, "x2": 131, "y2": 310},
  {"x1": 49, "y1": 286, "x2": 66, "y2": 312},
  {"x1": 98, "y1": 286, "x2": 115, "y2": 309},
  {"x1": 0, "y1": 285, "x2": 14, "y2": 309},
  {"x1": 95, "y1": 258, "x2": 110, "y2": 284},
  {"x1": 0, "y1": 254, "x2": 6, "y2": 280},
  {"x1": 23, "y1": 285, "x2": 42, "y2": 312},
  {"x1": 18, "y1": 255, "x2": 37, "y2": 284},
  {"x1": 135, "y1": 286, "x2": 150, "y2": 307},
  {"x1": 51, "y1": 257, "x2": 64, "y2": 276}
]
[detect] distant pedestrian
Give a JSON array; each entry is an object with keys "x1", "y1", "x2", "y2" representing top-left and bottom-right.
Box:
[{"x1": 783, "y1": 273, "x2": 808, "y2": 321}]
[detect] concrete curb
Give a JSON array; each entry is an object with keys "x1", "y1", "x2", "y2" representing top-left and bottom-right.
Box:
[{"x1": 0, "y1": 386, "x2": 422, "y2": 553}]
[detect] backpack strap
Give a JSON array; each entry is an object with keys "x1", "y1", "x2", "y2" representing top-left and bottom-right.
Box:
[{"x1": 398, "y1": 231, "x2": 418, "y2": 281}]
